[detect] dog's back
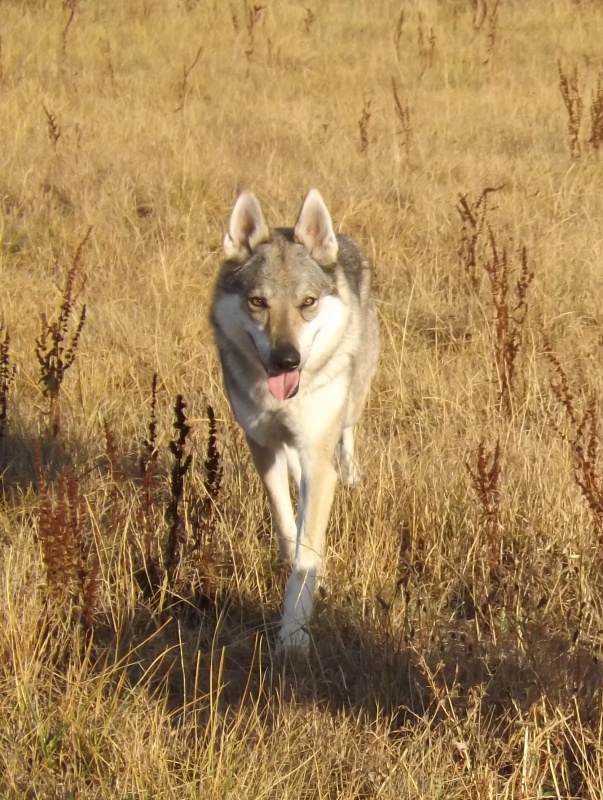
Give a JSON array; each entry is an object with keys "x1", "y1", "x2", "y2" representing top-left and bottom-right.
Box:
[{"x1": 330, "y1": 232, "x2": 379, "y2": 432}]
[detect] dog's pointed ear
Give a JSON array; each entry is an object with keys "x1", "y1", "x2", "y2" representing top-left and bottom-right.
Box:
[
  {"x1": 294, "y1": 189, "x2": 338, "y2": 266},
  {"x1": 223, "y1": 191, "x2": 270, "y2": 262}
]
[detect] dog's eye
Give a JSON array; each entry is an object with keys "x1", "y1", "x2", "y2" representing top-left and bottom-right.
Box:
[
  {"x1": 248, "y1": 296, "x2": 267, "y2": 309},
  {"x1": 301, "y1": 296, "x2": 317, "y2": 308}
]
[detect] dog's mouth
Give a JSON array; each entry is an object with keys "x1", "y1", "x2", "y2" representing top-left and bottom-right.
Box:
[
  {"x1": 246, "y1": 333, "x2": 301, "y2": 400},
  {"x1": 267, "y1": 370, "x2": 300, "y2": 400}
]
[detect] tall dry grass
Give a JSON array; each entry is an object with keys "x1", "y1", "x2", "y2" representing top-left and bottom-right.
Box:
[{"x1": 1, "y1": 0, "x2": 603, "y2": 796}]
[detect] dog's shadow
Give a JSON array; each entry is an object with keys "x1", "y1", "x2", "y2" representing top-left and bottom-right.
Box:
[{"x1": 95, "y1": 586, "x2": 603, "y2": 740}]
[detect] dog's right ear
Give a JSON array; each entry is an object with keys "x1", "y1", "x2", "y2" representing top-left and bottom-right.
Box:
[{"x1": 223, "y1": 191, "x2": 269, "y2": 263}]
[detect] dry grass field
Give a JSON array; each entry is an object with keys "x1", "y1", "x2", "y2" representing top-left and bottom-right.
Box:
[{"x1": 1, "y1": 0, "x2": 603, "y2": 796}]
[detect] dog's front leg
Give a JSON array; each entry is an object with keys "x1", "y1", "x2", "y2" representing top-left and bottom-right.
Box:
[
  {"x1": 338, "y1": 425, "x2": 361, "y2": 486},
  {"x1": 277, "y1": 452, "x2": 338, "y2": 653},
  {"x1": 246, "y1": 438, "x2": 297, "y2": 565}
]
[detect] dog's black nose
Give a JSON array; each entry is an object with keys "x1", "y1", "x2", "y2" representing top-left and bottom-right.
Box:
[{"x1": 270, "y1": 344, "x2": 301, "y2": 372}]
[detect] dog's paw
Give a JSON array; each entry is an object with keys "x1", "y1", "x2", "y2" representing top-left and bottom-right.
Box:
[
  {"x1": 276, "y1": 620, "x2": 311, "y2": 656},
  {"x1": 340, "y1": 460, "x2": 361, "y2": 487}
]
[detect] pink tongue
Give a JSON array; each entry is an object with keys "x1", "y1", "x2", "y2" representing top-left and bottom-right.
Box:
[{"x1": 268, "y1": 370, "x2": 300, "y2": 400}]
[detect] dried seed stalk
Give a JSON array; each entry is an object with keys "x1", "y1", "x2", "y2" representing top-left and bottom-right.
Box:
[
  {"x1": 392, "y1": 78, "x2": 412, "y2": 158},
  {"x1": 175, "y1": 44, "x2": 203, "y2": 112},
  {"x1": 417, "y1": 13, "x2": 435, "y2": 74},
  {"x1": 358, "y1": 98, "x2": 371, "y2": 154},
  {"x1": 467, "y1": 439, "x2": 502, "y2": 572},
  {"x1": 545, "y1": 347, "x2": 603, "y2": 558},
  {"x1": 42, "y1": 104, "x2": 61, "y2": 149},
  {"x1": 0, "y1": 327, "x2": 15, "y2": 440},
  {"x1": 558, "y1": 61, "x2": 583, "y2": 158},
  {"x1": 303, "y1": 6, "x2": 315, "y2": 34},
  {"x1": 457, "y1": 185, "x2": 505, "y2": 289},
  {"x1": 193, "y1": 403, "x2": 223, "y2": 551},
  {"x1": 165, "y1": 394, "x2": 192, "y2": 580},
  {"x1": 393, "y1": 7, "x2": 404, "y2": 63},
  {"x1": 588, "y1": 68, "x2": 603, "y2": 151},
  {"x1": 483, "y1": 233, "x2": 534, "y2": 415},
  {"x1": 36, "y1": 446, "x2": 100, "y2": 629},
  {"x1": 35, "y1": 228, "x2": 90, "y2": 436},
  {"x1": 244, "y1": 0, "x2": 265, "y2": 75}
]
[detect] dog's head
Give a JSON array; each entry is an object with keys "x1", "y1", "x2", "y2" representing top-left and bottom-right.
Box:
[{"x1": 216, "y1": 189, "x2": 345, "y2": 400}]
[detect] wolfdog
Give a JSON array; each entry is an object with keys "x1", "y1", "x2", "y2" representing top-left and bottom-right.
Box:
[{"x1": 210, "y1": 188, "x2": 379, "y2": 651}]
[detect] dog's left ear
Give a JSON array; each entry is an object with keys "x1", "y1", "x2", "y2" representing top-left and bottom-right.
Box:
[{"x1": 294, "y1": 189, "x2": 339, "y2": 266}]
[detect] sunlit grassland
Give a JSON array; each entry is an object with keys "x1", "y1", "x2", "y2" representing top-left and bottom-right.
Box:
[{"x1": 1, "y1": 0, "x2": 603, "y2": 797}]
